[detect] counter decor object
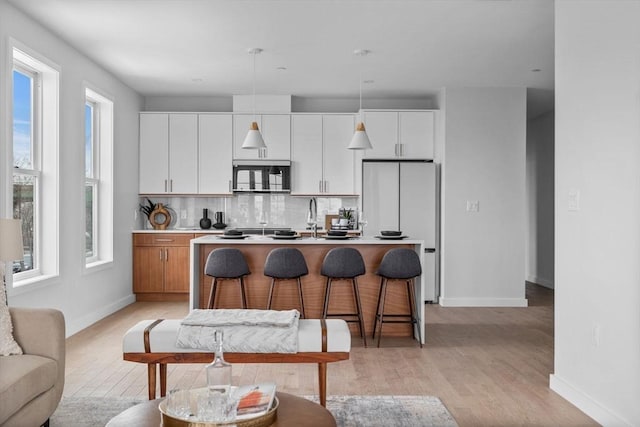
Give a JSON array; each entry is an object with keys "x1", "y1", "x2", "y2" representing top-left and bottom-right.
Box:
[
  {"x1": 200, "y1": 209, "x2": 212, "y2": 230},
  {"x1": 213, "y1": 211, "x2": 227, "y2": 229},
  {"x1": 148, "y1": 203, "x2": 172, "y2": 230}
]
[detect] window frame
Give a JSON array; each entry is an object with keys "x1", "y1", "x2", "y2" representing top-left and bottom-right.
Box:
[
  {"x1": 8, "y1": 42, "x2": 60, "y2": 294},
  {"x1": 83, "y1": 85, "x2": 114, "y2": 271}
]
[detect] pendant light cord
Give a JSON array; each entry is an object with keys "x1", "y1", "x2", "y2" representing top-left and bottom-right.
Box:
[{"x1": 252, "y1": 50, "x2": 256, "y2": 123}]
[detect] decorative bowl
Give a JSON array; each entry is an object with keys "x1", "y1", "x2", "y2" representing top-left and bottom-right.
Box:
[
  {"x1": 380, "y1": 230, "x2": 402, "y2": 236},
  {"x1": 327, "y1": 230, "x2": 348, "y2": 236},
  {"x1": 224, "y1": 229, "x2": 242, "y2": 236}
]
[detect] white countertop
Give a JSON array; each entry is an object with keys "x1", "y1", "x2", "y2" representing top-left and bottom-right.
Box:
[{"x1": 190, "y1": 234, "x2": 423, "y2": 245}]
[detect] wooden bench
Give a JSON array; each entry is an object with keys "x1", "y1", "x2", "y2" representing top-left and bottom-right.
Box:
[{"x1": 122, "y1": 318, "x2": 350, "y2": 407}]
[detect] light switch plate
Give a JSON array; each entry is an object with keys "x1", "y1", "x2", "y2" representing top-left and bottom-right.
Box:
[
  {"x1": 568, "y1": 189, "x2": 580, "y2": 211},
  {"x1": 466, "y1": 200, "x2": 479, "y2": 212}
]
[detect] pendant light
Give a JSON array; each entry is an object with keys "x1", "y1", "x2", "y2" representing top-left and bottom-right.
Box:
[
  {"x1": 242, "y1": 48, "x2": 266, "y2": 149},
  {"x1": 348, "y1": 49, "x2": 373, "y2": 150}
]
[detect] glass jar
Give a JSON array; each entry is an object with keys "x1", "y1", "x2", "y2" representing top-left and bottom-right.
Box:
[{"x1": 206, "y1": 330, "x2": 232, "y2": 395}]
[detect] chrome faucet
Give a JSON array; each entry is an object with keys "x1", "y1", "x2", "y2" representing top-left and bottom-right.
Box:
[{"x1": 308, "y1": 197, "x2": 318, "y2": 238}]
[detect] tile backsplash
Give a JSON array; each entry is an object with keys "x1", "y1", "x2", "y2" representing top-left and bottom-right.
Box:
[{"x1": 137, "y1": 195, "x2": 359, "y2": 230}]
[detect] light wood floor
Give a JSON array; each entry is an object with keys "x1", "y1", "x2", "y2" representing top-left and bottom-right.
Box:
[{"x1": 63, "y1": 283, "x2": 598, "y2": 426}]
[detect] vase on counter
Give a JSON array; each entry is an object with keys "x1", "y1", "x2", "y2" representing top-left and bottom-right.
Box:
[{"x1": 200, "y1": 208, "x2": 212, "y2": 229}]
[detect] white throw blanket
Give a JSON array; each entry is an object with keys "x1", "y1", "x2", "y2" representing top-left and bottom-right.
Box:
[{"x1": 175, "y1": 309, "x2": 300, "y2": 353}]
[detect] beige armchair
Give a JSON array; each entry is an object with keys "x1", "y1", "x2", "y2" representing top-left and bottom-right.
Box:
[{"x1": 0, "y1": 308, "x2": 65, "y2": 427}]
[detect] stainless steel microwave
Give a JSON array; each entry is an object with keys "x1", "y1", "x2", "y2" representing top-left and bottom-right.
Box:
[{"x1": 232, "y1": 160, "x2": 291, "y2": 193}]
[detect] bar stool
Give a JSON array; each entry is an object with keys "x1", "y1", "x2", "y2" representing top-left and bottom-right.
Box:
[
  {"x1": 321, "y1": 247, "x2": 367, "y2": 347},
  {"x1": 204, "y1": 248, "x2": 250, "y2": 309},
  {"x1": 372, "y1": 248, "x2": 423, "y2": 348},
  {"x1": 264, "y1": 247, "x2": 308, "y2": 318}
]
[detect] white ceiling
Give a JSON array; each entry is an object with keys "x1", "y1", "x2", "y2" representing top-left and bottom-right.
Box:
[{"x1": 7, "y1": 0, "x2": 555, "y2": 117}]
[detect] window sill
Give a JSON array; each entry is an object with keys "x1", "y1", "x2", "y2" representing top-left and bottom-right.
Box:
[
  {"x1": 9, "y1": 273, "x2": 60, "y2": 298},
  {"x1": 84, "y1": 259, "x2": 113, "y2": 275}
]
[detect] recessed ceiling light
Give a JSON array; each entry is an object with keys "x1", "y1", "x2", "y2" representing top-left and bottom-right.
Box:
[
  {"x1": 531, "y1": 69, "x2": 541, "y2": 72},
  {"x1": 192, "y1": 78, "x2": 204, "y2": 83},
  {"x1": 276, "y1": 66, "x2": 287, "y2": 71},
  {"x1": 364, "y1": 80, "x2": 375, "y2": 84}
]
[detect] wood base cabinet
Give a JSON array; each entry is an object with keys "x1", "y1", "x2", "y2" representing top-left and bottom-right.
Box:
[{"x1": 133, "y1": 233, "x2": 193, "y2": 301}]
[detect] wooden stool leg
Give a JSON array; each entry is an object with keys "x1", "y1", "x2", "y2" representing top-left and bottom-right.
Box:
[
  {"x1": 353, "y1": 277, "x2": 367, "y2": 347},
  {"x1": 372, "y1": 276, "x2": 385, "y2": 340},
  {"x1": 318, "y1": 362, "x2": 327, "y2": 407},
  {"x1": 207, "y1": 278, "x2": 218, "y2": 309},
  {"x1": 160, "y1": 363, "x2": 167, "y2": 397},
  {"x1": 297, "y1": 277, "x2": 306, "y2": 318},
  {"x1": 239, "y1": 277, "x2": 248, "y2": 309},
  {"x1": 267, "y1": 278, "x2": 275, "y2": 310},
  {"x1": 322, "y1": 278, "x2": 332, "y2": 319},
  {"x1": 147, "y1": 363, "x2": 156, "y2": 400},
  {"x1": 376, "y1": 279, "x2": 389, "y2": 348},
  {"x1": 408, "y1": 278, "x2": 423, "y2": 348}
]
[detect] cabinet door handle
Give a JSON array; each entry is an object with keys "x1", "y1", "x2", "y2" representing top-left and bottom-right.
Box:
[
  {"x1": 155, "y1": 238, "x2": 174, "y2": 242},
  {"x1": 324, "y1": 180, "x2": 328, "y2": 193},
  {"x1": 170, "y1": 180, "x2": 173, "y2": 192},
  {"x1": 394, "y1": 144, "x2": 398, "y2": 156},
  {"x1": 165, "y1": 249, "x2": 169, "y2": 261},
  {"x1": 318, "y1": 180, "x2": 322, "y2": 192},
  {"x1": 159, "y1": 249, "x2": 163, "y2": 261},
  {"x1": 164, "y1": 179, "x2": 168, "y2": 192},
  {"x1": 229, "y1": 180, "x2": 232, "y2": 192}
]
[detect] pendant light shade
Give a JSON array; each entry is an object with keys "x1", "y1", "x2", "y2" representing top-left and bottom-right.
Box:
[
  {"x1": 348, "y1": 122, "x2": 372, "y2": 150},
  {"x1": 243, "y1": 121, "x2": 266, "y2": 149},
  {"x1": 349, "y1": 49, "x2": 372, "y2": 150},
  {"x1": 242, "y1": 48, "x2": 266, "y2": 150}
]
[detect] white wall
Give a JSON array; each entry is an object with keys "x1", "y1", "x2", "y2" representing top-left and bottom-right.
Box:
[
  {"x1": 0, "y1": 1, "x2": 143, "y2": 336},
  {"x1": 440, "y1": 87, "x2": 527, "y2": 307},
  {"x1": 526, "y1": 111, "x2": 554, "y2": 288},
  {"x1": 551, "y1": 2, "x2": 640, "y2": 426}
]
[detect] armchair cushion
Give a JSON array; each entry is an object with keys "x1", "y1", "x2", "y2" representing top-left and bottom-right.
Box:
[
  {"x1": 0, "y1": 307, "x2": 65, "y2": 427},
  {"x1": 0, "y1": 354, "x2": 57, "y2": 422}
]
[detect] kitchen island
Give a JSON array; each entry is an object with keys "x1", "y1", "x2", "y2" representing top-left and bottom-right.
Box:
[{"x1": 190, "y1": 235, "x2": 426, "y2": 343}]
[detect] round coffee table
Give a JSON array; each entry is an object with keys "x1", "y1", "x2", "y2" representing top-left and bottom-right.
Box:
[{"x1": 105, "y1": 392, "x2": 336, "y2": 427}]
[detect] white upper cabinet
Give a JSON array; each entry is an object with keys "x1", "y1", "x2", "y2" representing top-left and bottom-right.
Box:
[
  {"x1": 362, "y1": 110, "x2": 435, "y2": 159},
  {"x1": 291, "y1": 114, "x2": 323, "y2": 193},
  {"x1": 199, "y1": 114, "x2": 233, "y2": 194},
  {"x1": 233, "y1": 114, "x2": 291, "y2": 160},
  {"x1": 322, "y1": 114, "x2": 356, "y2": 194},
  {"x1": 139, "y1": 113, "x2": 198, "y2": 194},
  {"x1": 139, "y1": 113, "x2": 169, "y2": 194},
  {"x1": 291, "y1": 114, "x2": 356, "y2": 194},
  {"x1": 168, "y1": 114, "x2": 198, "y2": 194}
]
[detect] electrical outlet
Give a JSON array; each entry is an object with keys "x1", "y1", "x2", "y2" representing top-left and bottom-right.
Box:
[
  {"x1": 180, "y1": 209, "x2": 188, "y2": 220},
  {"x1": 466, "y1": 200, "x2": 479, "y2": 212}
]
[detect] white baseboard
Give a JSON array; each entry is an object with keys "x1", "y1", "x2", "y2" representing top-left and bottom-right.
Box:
[
  {"x1": 549, "y1": 374, "x2": 631, "y2": 427},
  {"x1": 527, "y1": 275, "x2": 554, "y2": 289},
  {"x1": 65, "y1": 294, "x2": 136, "y2": 337},
  {"x1": 438, "y1": 297, "x2": 528, "y2": 307}
]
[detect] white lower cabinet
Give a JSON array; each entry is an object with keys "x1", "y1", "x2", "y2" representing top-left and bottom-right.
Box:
[{"x1": 291, "y1": 114, "x2": 356, "y2": 194}]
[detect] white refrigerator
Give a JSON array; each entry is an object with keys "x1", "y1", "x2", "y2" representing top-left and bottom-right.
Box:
[{"x1": 362, "y1": 160, "x2": 440, "y2": 302}]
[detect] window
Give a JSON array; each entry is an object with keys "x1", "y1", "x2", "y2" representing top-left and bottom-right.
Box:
[
  {"x1": 84, "y1": 87, "x2": 113, "y2": 268},
  {"x1": 11, "y1": 45, "x2": 59, "y2": 286},
  {"x1": 12, "y1": 66, "x2": 38, "y2": 274}
]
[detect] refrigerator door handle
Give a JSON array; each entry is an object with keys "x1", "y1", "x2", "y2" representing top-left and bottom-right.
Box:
[{"x1": 425, "y1": 248, "x2": 436, "y2": 253}]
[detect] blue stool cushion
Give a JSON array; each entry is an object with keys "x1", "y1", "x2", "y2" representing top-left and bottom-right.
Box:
[
  {"x1": 205, "y1": 248, "x2": 250, "y2": 278},
  {"x1": 321, "y1": 247, "x2": 365, "y2": 279},
  {"x1": 264, "y1": 248, "x2": 309, "y2": 279},
  {"x1": 376, "y1": 248, "x2": 422, "y2": 279}
]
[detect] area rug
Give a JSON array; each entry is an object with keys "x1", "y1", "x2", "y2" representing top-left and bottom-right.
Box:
[{"x1": 51, "y1": 395, "x2": 458, "y2": 427}]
